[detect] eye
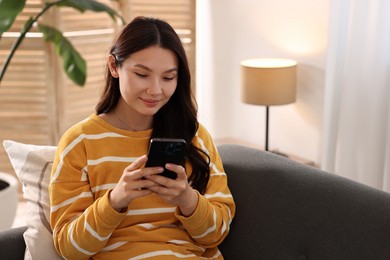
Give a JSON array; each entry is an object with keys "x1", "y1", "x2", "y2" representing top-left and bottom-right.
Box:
[
  {"x1": 163, "y1": 74, "x2": 177, "y2": 81},
  {"x1": 135, "y1": 72, "x2": 147, "y2": 78}
]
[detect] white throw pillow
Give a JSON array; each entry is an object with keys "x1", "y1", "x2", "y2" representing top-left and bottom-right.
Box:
[{"x1": 3, "y1": 140, "x2": 61, "y2": 260}]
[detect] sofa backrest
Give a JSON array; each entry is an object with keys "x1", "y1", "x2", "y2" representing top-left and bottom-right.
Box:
[{"x1": 217, "y1": 144, "x2": 390, "y2": 260}]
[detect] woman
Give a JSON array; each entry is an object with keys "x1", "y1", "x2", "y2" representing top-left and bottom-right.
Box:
[{"x1": 49, "y1": 16, "x2": 235, "y2": 259}]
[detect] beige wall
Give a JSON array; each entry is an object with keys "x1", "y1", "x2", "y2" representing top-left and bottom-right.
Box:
[{"x1": 197, "y1": 0, "x2": 330, "y2": 165}]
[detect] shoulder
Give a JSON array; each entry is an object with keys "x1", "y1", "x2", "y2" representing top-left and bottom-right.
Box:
[
  {"x1": 59, "y1": 115, "x2": 94, "y2": 142},
  {"x1": 56, "y1": 114, "x2": 106, "y2": 152},
  {"x1": 193, "y1": 123, "x2": 217, "y2": 153},
  {"x1": 196, "y1": 123, "x2": 212, "y2": 139}
]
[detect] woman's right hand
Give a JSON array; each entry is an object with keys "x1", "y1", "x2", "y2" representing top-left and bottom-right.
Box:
[{"x1": 109, "y1": 155, "x2": 164, "y2": 212}]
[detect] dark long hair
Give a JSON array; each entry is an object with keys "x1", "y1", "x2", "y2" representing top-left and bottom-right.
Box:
[{"x1": 96, "y1": 16, "x2": 210, "y2": 194}]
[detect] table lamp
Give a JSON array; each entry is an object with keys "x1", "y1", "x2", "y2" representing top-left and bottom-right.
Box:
[{"x1": 240, "y1": 58, "x2": 297, "y2": 151}]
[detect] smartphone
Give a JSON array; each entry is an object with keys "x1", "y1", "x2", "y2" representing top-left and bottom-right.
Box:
[{"x1": 145, "y1": 138, "x2": 186, "y2": 179}]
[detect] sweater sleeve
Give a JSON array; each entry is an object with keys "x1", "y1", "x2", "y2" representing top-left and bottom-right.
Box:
[
  {"x1": 49, "y1": 132, "x2": 127, "y2": 259},
  {"x1": 175, "y1": 125, "x2": 236, "y2": 247}
]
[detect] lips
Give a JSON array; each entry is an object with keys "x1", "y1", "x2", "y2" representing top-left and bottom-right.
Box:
[{"x1": 140, "y1": 97, "x2": 161, "y2": 107}]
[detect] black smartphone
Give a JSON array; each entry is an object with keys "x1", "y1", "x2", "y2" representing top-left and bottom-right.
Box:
[{"x1": 145, "y1": 138, "x2": 186, "y2": 179}]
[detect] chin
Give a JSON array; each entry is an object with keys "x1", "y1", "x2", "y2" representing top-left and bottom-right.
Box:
[{"x1": 141, "y1": 108, "x2": 161, "y2": 117}]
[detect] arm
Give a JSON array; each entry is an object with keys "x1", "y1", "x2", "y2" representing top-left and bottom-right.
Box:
[
  {"x1": 176, "y1": 126, "x2": 236, "y2": 247},
  {"x1": 49, "y1": 133, "x2": 127, "y2": 259}
]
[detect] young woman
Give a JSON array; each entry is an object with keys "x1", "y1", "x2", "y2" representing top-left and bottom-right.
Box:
[{"x1": 49, "y1": 16, "x2": 235, "y2": 259}]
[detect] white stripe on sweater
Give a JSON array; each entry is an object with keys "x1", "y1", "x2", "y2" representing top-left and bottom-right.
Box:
[
  {"x1": 129, "y1": 250, "x2": 197, "y2": 260},
  {"x1": 192, "y1": 209, "x2": 217, "y2": 239},
  {"x1": 101, "y1": 241, "x2": 128, "y2": 252},
  {"x1": 51, "y1": 191, "x2": 93, "y2": 212},
  {"x1": 84, "y1": 212, "x2": 111, "y2": 242},
  {"x1": 127, "y1": 207, "x2": 176, "y2": 216},
  {"x1": 195, "y1": 135, "x2": 221, "y2": 174},
  {"x1": 91, "y1": 183, "x2": 116, "y2": 193},
  {"x1": 69, "y1": 221, "x2": 96, "y2": 256},
  {"x1": 51, "y1": 132, "x2": 125, "y2": 183},
  {"x1": 205, "y1": 192, "x2": 233, "y2": 199},
  {"x1": 87, "y1": 156, "x2": 137, "y2": 165}
]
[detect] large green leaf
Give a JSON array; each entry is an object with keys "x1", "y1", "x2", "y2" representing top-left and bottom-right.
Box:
[
  {"x1": 55, "y1": 0, "x2": 125, "y2": 24},
  {"x1": 38, "y1": 24, "x2": 87, "y2": 86},
  {"x1": 0, "y1": 0, "x2": 26, "y2": 36}
]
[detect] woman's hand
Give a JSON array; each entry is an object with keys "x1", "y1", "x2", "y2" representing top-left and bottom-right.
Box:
[
  {"x1": 109, "y1": 155, "x2": 164, "y2": 212},
  {"x1": 145, "y1": 163, "x2": 198, "y2": 217}
]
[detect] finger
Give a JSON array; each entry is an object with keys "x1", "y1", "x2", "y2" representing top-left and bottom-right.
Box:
[
  {"x1": 121, "y1": 166, "x2": 163, "y2": 184},
  {"x1": 132, "y1": 188, "x2": 153, "y2": 198},
  {"x1": 141, "y1": 166, "x2": 164, "y2": 180},
  {"x1": 147, "y1": 184, "x2": 169, "y2": 195},
  {"x1": 165, "y1": 164, "x2": 186, "y2": 179},
  {"x1": 146, "y1": 174, "x2": 174, "y2": 187},
  {"x1": 137, "y1": 179, "x2": 160, "y2": 190},
  {"x1": 127, "y1": 155, "x2": 148, "y2": 171}
]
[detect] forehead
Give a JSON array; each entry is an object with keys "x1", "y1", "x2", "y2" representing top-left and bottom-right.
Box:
[{"x1": 124, "y1": 46, "x2": 178, "y2": 70}]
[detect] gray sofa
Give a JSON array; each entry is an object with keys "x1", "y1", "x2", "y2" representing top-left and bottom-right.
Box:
[{"x1": 1, "y1": 144, "x2": 390, "y2": 259}]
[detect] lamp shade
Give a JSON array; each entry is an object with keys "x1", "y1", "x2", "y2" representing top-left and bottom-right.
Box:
[{"x1": 240, "y1": 58, "x2": 297, "y2": 106}]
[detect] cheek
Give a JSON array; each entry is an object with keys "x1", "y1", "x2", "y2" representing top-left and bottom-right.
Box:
[
  {"x1": 163, "y1": 81, "x2": 178, "y2": 98},
  {"x1": 118, "y1": 79, "x2": 136, "y2": 100},
  {"x1": 118, "y1": 75, "x2": 143, "y2": 94}
]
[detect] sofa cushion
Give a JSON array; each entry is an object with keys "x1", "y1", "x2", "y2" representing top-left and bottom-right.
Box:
[{"x1": 3, "y1": 140, "x2": 61, "y2": 260}]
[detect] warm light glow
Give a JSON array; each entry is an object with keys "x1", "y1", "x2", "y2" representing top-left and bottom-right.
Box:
[
  {"x1": 256, "y1": 1, "x2": 329, "y2": 55},
  {"x1": 241, "y1": 58, "x2": 297, "y2": 68}
]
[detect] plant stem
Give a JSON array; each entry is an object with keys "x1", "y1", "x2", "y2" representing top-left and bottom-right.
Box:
[{"x1": 0, "y1": 0, "x2": 67, "y2": 84}]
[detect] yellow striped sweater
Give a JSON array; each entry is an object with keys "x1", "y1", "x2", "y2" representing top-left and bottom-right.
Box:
[{"x1": 49, "y1": 114, "x2": 235, "y2": 259}]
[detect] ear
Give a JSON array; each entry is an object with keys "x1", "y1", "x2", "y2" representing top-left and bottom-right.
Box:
[{"x1": 108, "y1": 54, "x2": 119, "y2": 78}]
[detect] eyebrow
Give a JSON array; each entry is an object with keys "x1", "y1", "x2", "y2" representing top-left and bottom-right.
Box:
[{"x1": 134, "y1": 64, "x2": 178, "y2": 73}]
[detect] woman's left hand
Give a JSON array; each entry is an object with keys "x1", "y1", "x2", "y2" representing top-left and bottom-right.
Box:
[{"x1": 145, "y1": 163, "x2": 198, "y2": 216}]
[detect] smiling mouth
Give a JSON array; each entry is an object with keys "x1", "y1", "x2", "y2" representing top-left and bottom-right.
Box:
[{"x1": 140, "y1": 98, "x2": 161, "y2": 105}]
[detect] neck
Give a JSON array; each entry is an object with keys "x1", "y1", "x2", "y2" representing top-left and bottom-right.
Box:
[{"x1": 113, "y1": 109, "x2": 152, "y2": 131}]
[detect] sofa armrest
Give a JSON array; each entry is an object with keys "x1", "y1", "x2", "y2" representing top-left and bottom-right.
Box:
[{"x1": 0, "y1": 226, "x2": 27, "y2": 260}]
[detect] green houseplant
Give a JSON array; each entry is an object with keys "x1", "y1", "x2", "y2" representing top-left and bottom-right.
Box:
[
  {"x1": 0, "y1": 0, "x2": 125, "y2": 167},
  {"x1": 0, "y1": 0, "x2": 125, "y2": 87},
  {"x1": 0, "y1": 0, "x2": 125, "y2": 227}
]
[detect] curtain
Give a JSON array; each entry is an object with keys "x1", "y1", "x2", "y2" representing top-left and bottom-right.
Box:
[{"x1": 322, "y1": 0, "x2": 390, "y2": 191}]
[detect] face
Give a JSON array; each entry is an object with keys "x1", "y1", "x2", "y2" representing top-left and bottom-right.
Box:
[{"x1": 108, "y1": 45, "x2": 179, "y2": 121}]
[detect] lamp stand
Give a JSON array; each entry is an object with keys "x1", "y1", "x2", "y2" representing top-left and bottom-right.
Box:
[
  {"x1": 265, "y1": 106, "x2": 269, "y2": 151},
  {"x1": 265, "y1": 106, "x2": 289, "y2": 157}
]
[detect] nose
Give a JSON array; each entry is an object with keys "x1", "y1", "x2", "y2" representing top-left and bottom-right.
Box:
[{"x1": 146, "y1": 79, "x2": 162, "y2": 95}]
